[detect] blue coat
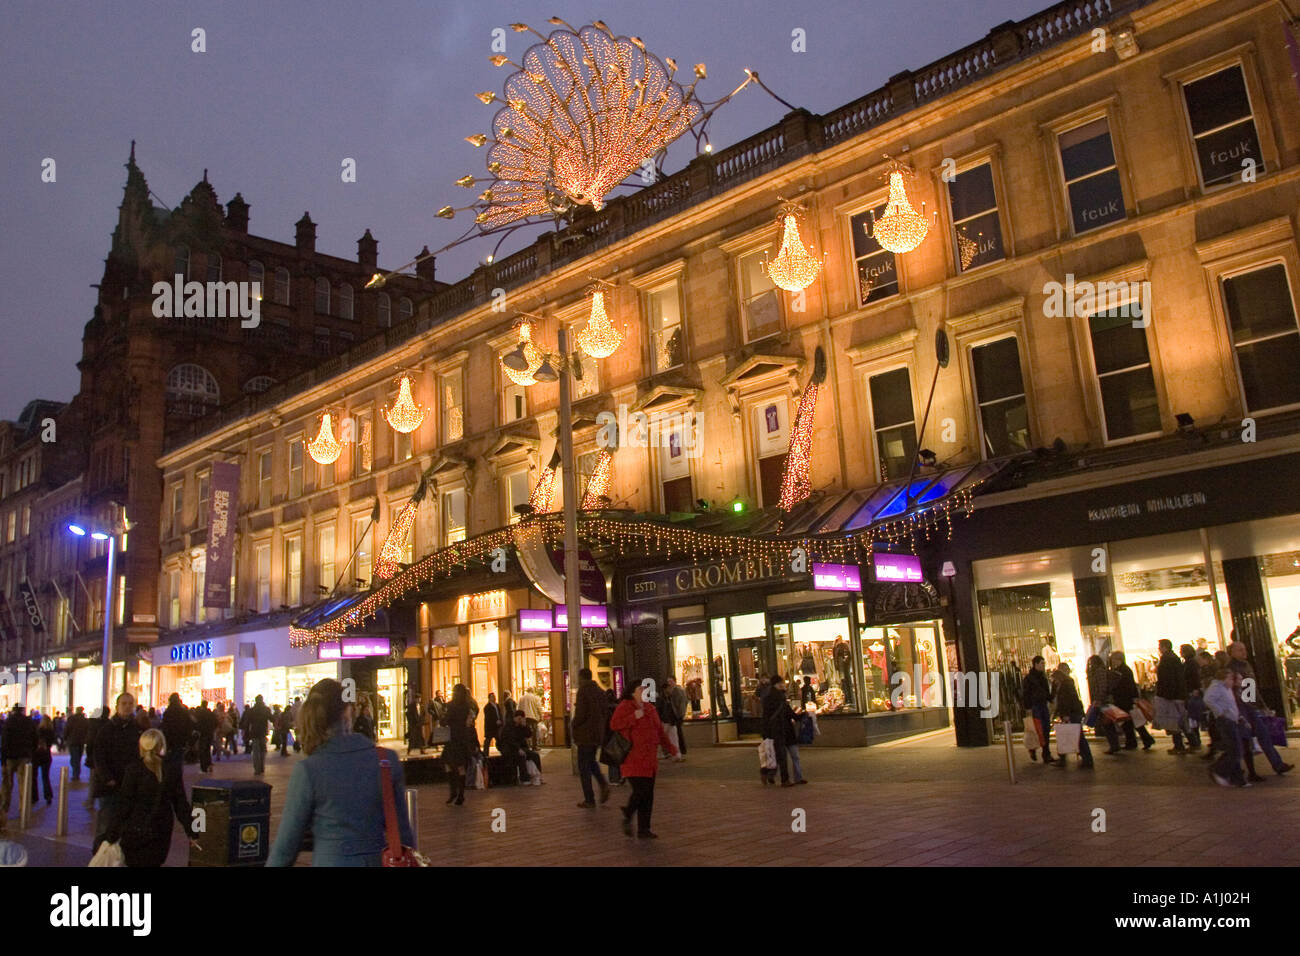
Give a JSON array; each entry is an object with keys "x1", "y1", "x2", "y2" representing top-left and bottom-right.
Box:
[{"x1": 266, "y1": 733, "x2": 414, "y2": 867}]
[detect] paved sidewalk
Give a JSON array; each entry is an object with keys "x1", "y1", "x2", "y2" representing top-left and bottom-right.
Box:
[{"x1": 5, "y1": 732, "x2": 1296, "y2": 867}]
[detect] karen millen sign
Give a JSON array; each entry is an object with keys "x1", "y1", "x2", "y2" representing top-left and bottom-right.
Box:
[{"x1": 1087, "y1": 491, "x2": 1208, "y2": 523}]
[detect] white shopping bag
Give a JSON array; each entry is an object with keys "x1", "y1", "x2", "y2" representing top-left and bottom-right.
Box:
[
  {"x1": 664, "y1": 723, "x2": 680, "y2": 755},
  {"x1": 1055, "y1": 722, "x2": 1082, "y2": 755},
  {"x1": 88, "y1": 841, "x2": 125, "y2": 867},
  {"x1": 757, "y1": 738, "x2": 777, "y2": 770}
]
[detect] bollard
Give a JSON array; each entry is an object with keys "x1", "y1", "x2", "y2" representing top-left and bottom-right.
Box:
[
  {"x1": 18, "y1": 764, "x2": 33, "y2": 830},
  {"x1": 56, "y1": 766, "x2": 70, "y2": 837},
  {"x1": 1003, "y1": 720, "x2": 1017, "y2": 785},
  {"x1": 404, "y1": 788, "x2": 418, "y2": 851}
]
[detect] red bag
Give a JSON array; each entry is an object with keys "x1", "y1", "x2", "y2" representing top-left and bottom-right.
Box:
[{"x1": 377, "y1": 749, "x2": 418, "y2": 867}]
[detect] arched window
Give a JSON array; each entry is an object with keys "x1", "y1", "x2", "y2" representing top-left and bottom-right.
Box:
[
  {"x1": 173, "y1": 245, "x2": 190, "y2": 281},
  {"x1": 207, "y1": 253, "x2": 222, "y2": 283},
  {"x1": 315, "y1": 277, "x2": 330, "y2": 314},
  {"x1": 248, "y1": 260, "x2": 264, "y2": 285},
  {"x1": 274, "y1": 268, "x2": 291, "y2": 305},
  {"x1": 165, "y1": 364, "x2": 220, "y2": 418},
  {"x1": 243, "y1": 375, "x2": 276, "y2": 395},
  {"x1": 377, "y1": 293, "x2": 391, "y2": 327},
  {"x1": 399, "y1": 297, "x2": 413, "y2": 321},
  {"x1": 338, "y1": 283, "x2": 354, "y2": 320}
]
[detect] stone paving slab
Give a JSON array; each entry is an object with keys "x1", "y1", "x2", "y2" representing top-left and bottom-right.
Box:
[{"x1": 4, "y1": 731, "x2": 1294, "y2": 867}]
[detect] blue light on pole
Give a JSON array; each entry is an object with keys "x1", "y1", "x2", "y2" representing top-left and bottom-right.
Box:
[
  {"x1": 90, "y1": 532, "x2": 109, "y2": 541},
  {"x1": 67, "y1": 523, "x2": 86, "y2": 536}
]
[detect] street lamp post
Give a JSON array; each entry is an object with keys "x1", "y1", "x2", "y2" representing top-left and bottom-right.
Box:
[
  {"x1": 556, "y1": 326, "x2": 583, "y2": 765},
  {"x1": 68, "y1": 514, "x2": 123, "y2": 716}
]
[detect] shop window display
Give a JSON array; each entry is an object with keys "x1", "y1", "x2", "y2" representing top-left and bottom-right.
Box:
[
  {"x1": 772, "y1": 615, "x2": 858, "y2": 714},
  {"x1": 511, "y1": 635, "x2": 551, "y2": 725},
  {"x1": 730, "y1": 611, "x2": 769, "y2": 719},
  {"x1": 671, "y1": 631, "x2": 713, "y2": 719},
  {"x1": 858, "y1": 623, "x2": 944, "y2": 711},
  {"x1": 430, "y1": 644, "x2": 460, "y2": 701},
  {"x1": 157, "y1": 657, "x2": 234, "y2": 709}
]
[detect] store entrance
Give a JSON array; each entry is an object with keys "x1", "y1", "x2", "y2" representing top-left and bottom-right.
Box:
[
  {"x1": 375, "y1": 667, "x2": 406, "y2": 743},
  {"x1": 732, "y1": 637, "x2": 773, "y2": 736},
  {"x1": 470, "y1": 654, "x2": 499, "y2": 743}
]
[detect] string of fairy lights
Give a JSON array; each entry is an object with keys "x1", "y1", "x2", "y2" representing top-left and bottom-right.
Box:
[{"x1": 294, "y1": 477, "x2": 987, "y2": 645}]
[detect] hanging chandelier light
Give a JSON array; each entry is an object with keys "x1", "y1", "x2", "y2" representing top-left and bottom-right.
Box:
[
  {"x1": 383, "y1": 374, "x2": 426, "y2": 434},
  {"x1": 307, "y1": 412, "x2": 342, "y2": 465},
  {"x1": 871, "y1": 167, "x2": 930, "y2": 254},
  {"x1": 576, "y1": 290, "x2": 622, "y2": 359},
  {"x1": 502, "y1": 321, "x2": 546, "y2": 386},
  {"x1": 762, "y1": 205, "x2": 821, "y2": 292}
]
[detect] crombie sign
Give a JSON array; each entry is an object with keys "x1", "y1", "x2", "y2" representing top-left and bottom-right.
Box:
[{"x1": 625, "y1": 555, "x2": 808, "y2": 603}]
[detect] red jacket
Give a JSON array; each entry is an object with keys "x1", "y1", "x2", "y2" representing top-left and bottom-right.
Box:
[{"x1": 609, "y1": 700, "x2": 676, "y2": 778}]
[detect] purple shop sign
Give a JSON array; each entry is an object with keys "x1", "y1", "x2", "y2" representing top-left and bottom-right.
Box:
[
  {"x1": 553, "y1": 604, "x2": 607, "y2": 628},
  {"x1": 517, "y1": 609, "x2": 556, "y2": 632},
  {"x1": 870, "y1": 552, "x2": 924, "y2": 583},
  {"x1": 316, "y1": 641, "x2": 342, "y2": 660},
  {"x1": 812, "y1": 563, "x2": 862, "y2": 591},
  {"x1": 203, "y1": 460, "x2": 240, "y2": 608},
  {"x1": 612, "y1": 666, "x2": 625, "y2": 700},
  {"x1": 340, "y1": 636, "x2": 390, "y2": 658},
  {"x1": 548, "y1": 548, "x2": 606, "y2": 603}
]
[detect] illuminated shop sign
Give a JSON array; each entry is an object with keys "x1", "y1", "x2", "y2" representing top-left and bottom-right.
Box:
[
  {"x1": 869, "y1": 553, "x2": 923, "y2": 584},
  {"x1": 169, "y1": 640, "x2": 214, "y2": 663},
  {"x1": 553, "y1": 604, "x2": 608, "y2": 628},
  {"x1": 316, "y1": 641, "x2": 342, "y2": 660},
  {"x1": 517, "y1": 609, "x2": 555, "y2": 632},
  {"x1": 340, "y1": 637, "x2": 390, "y2": 658},
  {"x1": 812, "y1": 563, "x2": 861, "y2": 591}
]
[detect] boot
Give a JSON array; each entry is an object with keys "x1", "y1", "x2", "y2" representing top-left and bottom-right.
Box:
[
  {"x1": 446, "y1": 775, "x2": 458, "y2": 805},
  {"x1": 455, "y1": 776, "x2": 466, "y2": 805},
  {"x1": 1043, "y1": 748, "x2": 1055, "y2": 764}
]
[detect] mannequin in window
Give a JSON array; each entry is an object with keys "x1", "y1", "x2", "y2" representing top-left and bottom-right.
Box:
[
  {"x1": 797, "y1": 643, "x2": 816, "y2": 676},
  {"x1": 709, "y1": 656, "x2": 730, "y2": 718},
  {"x1": 833, "y1": 636, "x2": 854, "y2": 707}
]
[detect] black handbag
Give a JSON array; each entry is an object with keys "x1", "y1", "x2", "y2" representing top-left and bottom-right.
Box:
[{"x1": 599, "y1": 731, "x2": 633, "y2": 766}]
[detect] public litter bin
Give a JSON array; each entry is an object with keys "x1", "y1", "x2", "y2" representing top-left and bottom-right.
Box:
[{"x1": 188, "y1": 779, "x2": 272, "y2": 867}]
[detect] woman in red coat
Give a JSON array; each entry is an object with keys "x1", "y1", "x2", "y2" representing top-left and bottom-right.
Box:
[{"x1": 609, "y1": 680, "x2": 678, "y2": 839}]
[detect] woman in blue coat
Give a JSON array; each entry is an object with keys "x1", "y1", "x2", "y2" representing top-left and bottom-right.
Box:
[{"x1": 267, "y1": 679, "x2": 414, "y2": 867}]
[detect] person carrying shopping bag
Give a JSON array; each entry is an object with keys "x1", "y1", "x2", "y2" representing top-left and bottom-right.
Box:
[
  {"x1": 609, "y1": 680, "x2": 677, "y2": 839},
  {"x1": 1022, "y1": 656, "x2": 1055, "y2": 763},
  {"x1": 1051, "y1": 663, "x2": 1093, "y2": 769}
]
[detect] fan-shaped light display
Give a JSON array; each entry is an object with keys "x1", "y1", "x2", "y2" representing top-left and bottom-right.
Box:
[
  {"x1": 763, "y1": 212, "x2": 821, "y2": 292},
  {"x1": 576, "y1": 291, "x2": 622, "y2": 359},
  {"x1": 307, "y1": 413, "x2": 342, "y2": 465},
  {"x1": 872, "y1": 171, "x2": 929, "y2": 254},
  {"x1": 581, "y1": 449, "x2": 614, "y2": 509},
  {"x1": 374, "y1": 500, "x2": 419, "y2": 580}
]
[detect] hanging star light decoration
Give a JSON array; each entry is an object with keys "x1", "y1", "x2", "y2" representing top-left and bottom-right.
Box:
[
  {"x1": 762, "y1": 202, "x2": 821, "y2": 292},
  {"x1": 576, "y1": 290, "x2": 622, "y2": 359},
  {"x1": 307, "y1": 412, "x2": 342, "y2": 465},
  {"x1": 449, "y1": 19, "x2": 709, "y2": 228},
  {"x1": 581, "y1": 449, "x2": 614, "y2": 509},
  {"x1": 777, "y1": 347, "x2": 827, "y2": 512},
  {"x1": 383, "y1": 374, "x2": 426, "y2": 434},
  {"x1": 503, "y1": 320, "x2": 547, "y2": 386},
  {"x1": 871, "y1": 165, "x2": 931, "y2": 254}
]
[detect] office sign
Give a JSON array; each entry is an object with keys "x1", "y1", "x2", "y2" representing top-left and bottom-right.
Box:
[
  {"x1": 169, "y1": 640, "x2": 214, "y2": 663},
  {"x1": 204, "y1": 460, "x2": 240, "y2": 607}
]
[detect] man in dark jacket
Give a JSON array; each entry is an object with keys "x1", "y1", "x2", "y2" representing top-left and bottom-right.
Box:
[
  {"x1": 1051, "y1": 663, "x2": 1093, "y2": 769},
  {"x1": 193, "y1": 700, "x2": 217, "y2": 773},
  {"x1": 1227, "y1": 640, "x2": 1294, "y2": 779},
  {"x1": 482, "y1": 693, "x2": 502, "y2": 757},
  {"x1": 92, "y1": 693, "x2": 143, "y2": 852},
  {"x1": 160, "y1": 693, "x2": 193, "y2": 772},
  {"x1": 1155, "y1": 639, "x2": 1189, "y2": 753},
  {"x1": 571, "y1": 668, "x2": 609, "y2": 808},
  {"x1": 65, "y1": 707, "x2": 89, "y2": 781},
  {"x1": 1108, "y1": 651, "x2": 1154, "y2": 750},
  {"x1": 244, "y1": 695, "x2": 272, "y2": 775},
  {"x1": 1180, "y1": 644, "x2": 1203, "y2": 750},
  {"x1": 1022, "y1": 656, "x2": 1055, "y2": 763},
  {"x1": 500, "y1": 710, "x2": 541, "y2": 784},
  {"x1": 0, "y1": 705, "x2": 37, "y2": 827}
]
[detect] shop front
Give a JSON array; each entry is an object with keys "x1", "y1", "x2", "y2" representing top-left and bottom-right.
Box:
[{"x1": 154, "y1": 638, "x2": 236, "y2": 709}]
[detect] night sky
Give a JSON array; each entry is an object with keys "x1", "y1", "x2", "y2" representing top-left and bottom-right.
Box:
[{"x1": 0, "y1": 0, "x2": 1050, "y2": 420}]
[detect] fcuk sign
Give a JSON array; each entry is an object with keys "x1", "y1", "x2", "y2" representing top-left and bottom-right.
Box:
[
  {"x1": 871, "y1": 553, "x2": 924, "y2": 583},
  {"x1": 812, "y1": 563, "x2": 861, "y2": 591}
]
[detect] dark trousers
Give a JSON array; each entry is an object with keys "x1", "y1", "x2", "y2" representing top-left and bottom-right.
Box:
[
  {"x1": 577, "y1": 745, "x2": 606, "y2": 803},
  {"x1": 33, "y1": 761, "x2": 52, "y2": 802},
  {"x1": 1122, "y1": 718, "x2": 1155, "y2": 749},
  {"x1": 1095, "y1": 719, "x2": 1120, "y2": 752},
  {"x1": 1241, "y1": 707, "x2": 1286, "y2": 772},
  {"x1": 772, "y1": 736, "x2": 791, "y2": 783},
  {"x1": 69, "y1": 744, "x2": 84, "y2": 781},
  {"x1": 1211, "y1": 716, "x2": 1244, "y2": 784},
  {"x1": 198, "y1": 738, "x2": 212, "y2": 772},
  {"x1": 1030, "y1": 703, "x2": 1052, "y2": 756},
  {"x1": 251, "y1": 737, "x2": 266, "y2": 774},
  {"x1": 277, "y1": 732, "x2": 289, "y2": 757},
  {"x1": 623, "y1": 775, "x2": 656, "y2": 834},
  {"x1": 673, "y1": 720, "x2": 687, "y2": 755}
]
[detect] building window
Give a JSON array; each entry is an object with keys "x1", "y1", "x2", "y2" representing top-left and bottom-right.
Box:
[
  {"x1": 288, "y1": 438, "x2": 304, "y2": 498},
  {"x1": 243, "y1": 376, "x2": 276, "y2": 395},
  {"x1": 752, "y1": 399, "x2": 790, "y2": 507},
  {"x1": 313, "y1": 326, "x2": 331, "y2": 357},
  {"x1": 207, "y1": 253, "x2": 222, "y2": 283},
  {"x1": 171, "y1": 482, "x2": 185, "y2": 537},
  {"x1": 399, "y1": 297, "x2": 413, "y2": 321},
  {"x1": 851, "y1": 203, "x2": 899, "y2": 304},
  {"x1": 274, "y1": 267, "x2": 291, "y2": 305},
  {"x1": 174, "y1": 246, "x2": 190, "y2": 281},
  {"x1": 947, "y1": 161, "x2": 1005, "y2": 272},
  {"x1": 971, "y1": 337, "x2": 1030, "y2": 458},
  {"x1": 20, "y1": 505, "x2": 30, "y2": 538},
  {"x1": 192, "y1": 556, "x2": 206, "y2": 623},
  {"x1": 503, "y1": 378, "x2": 527, "y2": 423},
  {"x1": 165, "y1": 364, "x2": 220, "y2": 418},
  {"x1": 5, "y1": 512, "x2": 14, "y2": 543},
  {"x1": 319, "y1": 455, "x2": 335, "y2": 487},
  {"x1": 257, "y1": 448, "x2": 272, "y2": 509},
  {"x1": 1182, "y1": 64, "x2": 1264, "y2": 189},
  {"x1": 353, "y1": 411, "x2": 373, "y2": 475},
  {"x1": 442, "y1": 489, "x2": 466, "y2": 546},
  {"x1": 314, "y1": 277, "x2": 330, "y2": 314},
  {"x1": 504, "y1": 469, "x2": 530, "y2": 524},
  {"x1": 353, "y1": 515, "x2": 372, "y2": 588},
  {"x1": 197, "y1": 471, "x2": 209, "y2": 528},
  {"x1": 646, "y1": 282, "x2": 684, "y2": 372},
  {"x1": 395, "y1": 430, "x2": 413, "y2": 462},
  {"x1": 659, "y1": 422, "x2": 694, "y2": 512},
  {"x1": 248, "y1": 260, "x2": 264, "y2": 288},
  {"x1": 317, "y1": 526, "x2": 335, "y2": 597},
  {"x1": 441, "y1": 372, "x2": 464, "y2": 443},
  {"x1": 377, "y1": 293, "x2": 391, "y2": 327},
  {"x1": 255, "y1": 543, "x2": 271, "y2": 613},
  {"x1": 168, "y1": 570, "x2": 181, "y2": 628},
  {"x1": 868, "y1": 367, "x2": 917, "y2": 481},
  {"x1": 1087, "y1": 301, "x2": 1160, "y2": 441},
  {"x1": 1058, "y1": 118, "x2": 1126, "y2": 234},
  {"x1": 338, "y1": 283, "x2": 354, "y2": 320},
  {"x1": 1221, "y1": 264, "x2": 1300, "y2": 412},
  {"x1": 284, "y1": 535, "x2": 302, "y2": 607},
  {"x1": 737, "y1": 249, "x2": 781, "y2": 341}
]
